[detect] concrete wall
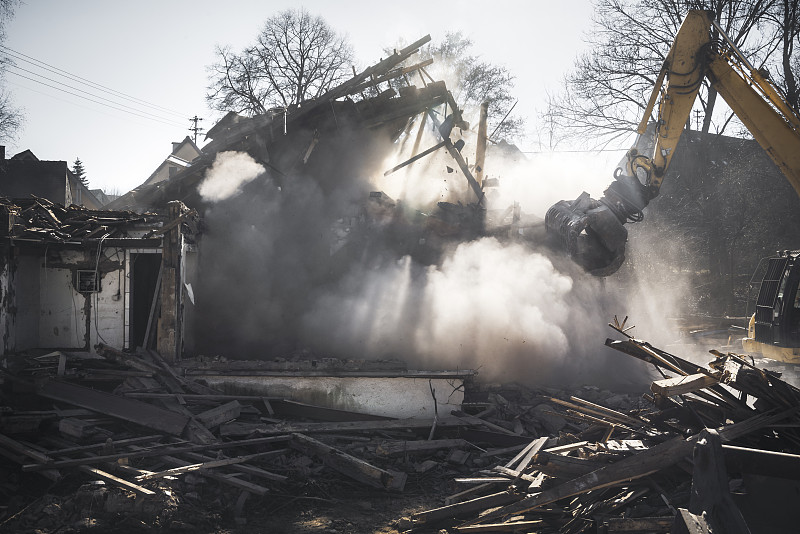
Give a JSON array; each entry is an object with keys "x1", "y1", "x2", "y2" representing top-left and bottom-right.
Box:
[{"x1": 199, "y1": 375, "x2": 466, "y2": 420}]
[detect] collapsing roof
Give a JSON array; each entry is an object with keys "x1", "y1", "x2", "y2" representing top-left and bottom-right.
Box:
[
  {"x1": 0, "y1": 196, "x2": 164, "y2": 246},
  {"x1": 109, "y1": 35, "x2": 474, "y2": 213}
]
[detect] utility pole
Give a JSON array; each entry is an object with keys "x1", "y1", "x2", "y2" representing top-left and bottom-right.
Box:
[{"x1": 189, "y1": 116, "x2": 204, "y2": 144}]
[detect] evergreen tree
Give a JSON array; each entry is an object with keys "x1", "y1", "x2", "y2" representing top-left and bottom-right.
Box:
[{"x1": 72, "y1": 158, "x2": 88, "y2": 187}]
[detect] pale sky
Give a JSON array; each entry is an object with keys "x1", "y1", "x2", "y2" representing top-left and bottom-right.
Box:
[{"x1": 3, "y1": 0, "x2": 604, "y2": 195}]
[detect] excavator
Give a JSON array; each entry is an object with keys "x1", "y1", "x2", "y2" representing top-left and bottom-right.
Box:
[{"x1": 544, "y1": 9, "x2": 800, "y2": 363}]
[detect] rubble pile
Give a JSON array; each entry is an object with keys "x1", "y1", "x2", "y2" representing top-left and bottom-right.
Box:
[
  {"x1": 0, "y1": 196, "x2": 161, "y2": 242},
  {"x1": 1, "y1": 329, "x2": 800, "y2": 532},
  {"x1": 404, "y1": 331, "x2": 800, "y2": 533}
]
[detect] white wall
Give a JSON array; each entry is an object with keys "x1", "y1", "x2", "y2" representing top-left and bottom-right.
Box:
[
  {"x1": 15, "y1": 255, "x2": 40, "y2": 349},
  {"x1": 8, "y1": 248, "x2": 128, "y2": 351}
]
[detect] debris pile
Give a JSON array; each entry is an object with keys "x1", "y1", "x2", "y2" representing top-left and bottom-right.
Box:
[
  {"x1": 0, "y1": 345, "x2": 475, "y2": 531},
  {"x1": 403, "y1": 329, "x2": 800, "y2": 533},
  {"x1": 0, "y1": 196, "x2": 161, "y2": 243},
  {"x1": 2, "y1": 328, "x2": 800, "y2": 532}
]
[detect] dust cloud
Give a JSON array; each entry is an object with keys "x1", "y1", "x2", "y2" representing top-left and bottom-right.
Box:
[
  {"x1": 198, "y1": 151, "x2": 266, "y2": 202},
  {"x1": 192, "y1": 124, "x2": 687, "y2": 390}
]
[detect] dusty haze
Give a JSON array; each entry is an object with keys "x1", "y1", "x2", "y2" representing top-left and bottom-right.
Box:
[{"x1": 191, "y1": 124, "x2": 687, "y2": 389}]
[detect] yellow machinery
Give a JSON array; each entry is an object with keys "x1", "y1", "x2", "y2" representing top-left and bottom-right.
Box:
[{"x1": 544, "y1": 10, "x2": 800, "y2": 362}]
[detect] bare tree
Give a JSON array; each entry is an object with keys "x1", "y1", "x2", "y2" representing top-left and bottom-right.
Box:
[
  {"x1": 207, "y1": 8, "x2": 353, "y2": 115},
  {"x1": 0, "y1": 0, "x2": 23, "y2": 142},
  {"x1": 414, "y1": 32, "x2": 523, "y2": 140},
  {"x1": 761, "y1": 0, "x2": 800, "y2": 112},
  {"x1": 542, "y1": 0, "x2": 782, "y2": 149}
]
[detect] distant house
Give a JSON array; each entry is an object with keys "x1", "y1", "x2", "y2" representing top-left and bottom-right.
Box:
[
  {"x1": 107, "y1": 137, "x2": 204, "y2": 212},
  {"x1": 0, "y1": 147, "x2": 102, "y2": 209},
  {"x1": 140, "y1": 136, "x2": 203, "y2": 188},
  {"x1": 89, "y1": 189, "x2": 120, "y2": 207}
]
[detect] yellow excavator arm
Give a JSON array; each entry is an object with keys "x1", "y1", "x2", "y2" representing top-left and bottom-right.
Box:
[{"x1": 546, "y1": 9, "x2": 800, "y2": 274}]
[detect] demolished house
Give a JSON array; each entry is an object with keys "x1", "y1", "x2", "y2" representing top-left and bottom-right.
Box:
[{"x1": 2, "y1": 34, "x2": 800, "y2": 534}]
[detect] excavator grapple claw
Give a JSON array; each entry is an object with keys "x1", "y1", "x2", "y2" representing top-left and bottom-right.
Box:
[{"x1": 545, "y1": 192, "x2": 628, "y2": 276}]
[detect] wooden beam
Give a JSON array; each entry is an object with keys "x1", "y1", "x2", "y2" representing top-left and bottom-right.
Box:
[
  {"x1": 35, "y1": 379, "x2": 189, "y2": 436},
  {"x1": 181, "y1": 451, "x2": 288, "y2": 483},
  {"x1": 157, "y1": 454, "x2": 270, "y2": 496},
  {"x1": 411, "y1": 490, "x2": 522, "y2": 525},
  {"x1": 79, "y1": 466, "x2": 155, "y2": 496},
  {"x1": 195, "y1": 401, "x2": 242, "y2": 429},
  {"x1": 383, "y1": 141, "x2": 447, "y2": 176},
  {"x1": 136, "y1": 450, "x2": 284, "y2": 481},
  {"x1": 651, "y1": 373, "x2": 720, "y2": 398},
  {"x1": 290, "y1": 433, "x2": 406, "y2": 491},
  {"x1": 23, "y1": 435, "x2": 291, "y2": 471}
]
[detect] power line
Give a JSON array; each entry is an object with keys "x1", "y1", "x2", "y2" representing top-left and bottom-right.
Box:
[
  {"x1": 5, "y1": 77, "x2": 181, "y2": 130},
  {"x1": 5, "y1": 64, "x2": 187, "y2": 128},
  {"x1": 0, "y1": 44, "x2": 189, "y2": 120},
  {"x1": 6, "y1": 67, "x2": 189, "y2": 128}
]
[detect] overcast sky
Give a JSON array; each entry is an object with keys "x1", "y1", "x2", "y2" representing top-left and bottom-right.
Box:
[{"x1": 3, "y1": 0, "x2": 607, "y2": 194}]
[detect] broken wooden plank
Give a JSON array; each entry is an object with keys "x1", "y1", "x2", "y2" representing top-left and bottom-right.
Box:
[
  {"x1": 411, "y1": 489, "x2": 523, "y2": 525},
  {"x1": 454, "y1": 477, "x2": 511, "y2": 485},
  {"x1": 444, "y1": 483, "x2": 494, "y2": 506},
  {"x1": 0, "y1": 432, "x2": 55, "y2": 464},
  {"x1": 490, "y1": 465, "x2": 539, "y2": 484},
  {"x1": 195, "y1": 400, "x2": 241, "y2": 429},
  {"x1": 290, "y1": 433, "x2": 406, "y2": 491},
  {"x1": 46, "y1": 435, "x2": 164, "y2": 456},
  {"x1": 58, "y1": 418, "x2": 102, "y2": 440},
  {"x1": 510, "y1": 436, "x2": 547, "y2": 477},
  {"x1": 35, "y1": 379, "x2": 189, "y2": 436},
  {"x1": 136, "y1": 450, "x2": 284, "y2": 481},
  {"x1": 651, "y1": 373, "x2": 720, "y2": 398},
  {"x1": 565, "y1": 396, "x2": 646, "y2": 428},
  {"x1": 157, "y1": 454, "x2": 270, "y2": 496},
  {"x1": 78, "y1": 465, "x2": 155, "y2": 496},
  {"x1": 23, "y1": 434, "x2": 291, "y2": 471},
  {"x1": 383, "y1": 140, "x2": 447, "y2": 176},
  {"x1": 181, "y1": 451, "x2": 288, "y2": 483}
]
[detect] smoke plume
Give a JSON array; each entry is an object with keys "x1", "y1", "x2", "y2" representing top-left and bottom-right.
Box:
[{"x1": 199, "y1": 151, "x2": 265, "y2": 202}]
